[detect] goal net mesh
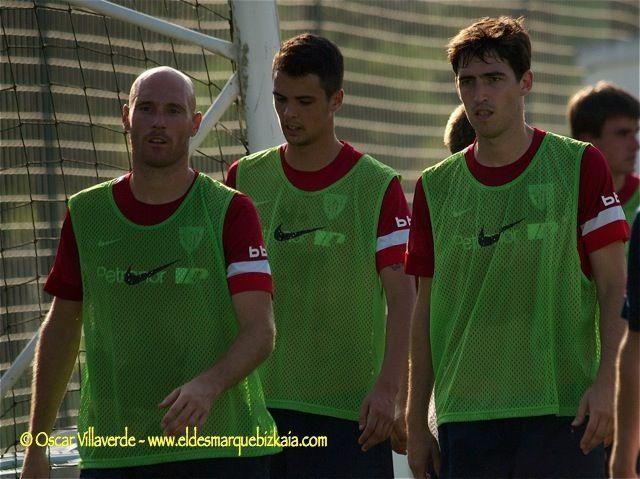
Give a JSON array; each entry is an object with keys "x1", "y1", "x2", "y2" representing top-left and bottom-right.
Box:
[{"x1": 1, "y1": 0, "x2": 244, "y2": 474}]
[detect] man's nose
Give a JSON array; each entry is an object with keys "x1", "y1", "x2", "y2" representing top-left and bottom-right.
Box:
[
  {"x1": 151, "y1": 111, "x2": 167, "y2": 128},
  {"x1": 283, "y1": 103, "x2": 298, "y2": 119},
  {"x1": 473, "y1": 83, "x2": 488, "y2": 104}
]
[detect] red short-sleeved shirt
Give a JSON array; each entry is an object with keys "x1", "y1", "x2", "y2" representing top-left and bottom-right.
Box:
[
  {"x1": 44, "y1": 171, "x2": 272, "y2": 300},
  {"x1": 227, "y1": 142, "x2": 411, "y2": 272},
  {"x1": 405, "y1": 129, "x2": 630, "y2": 278}
]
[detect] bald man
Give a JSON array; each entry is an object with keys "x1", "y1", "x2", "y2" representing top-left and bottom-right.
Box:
[{"x1": 21, "y1": 67, "x2": 280, "y2": 479}]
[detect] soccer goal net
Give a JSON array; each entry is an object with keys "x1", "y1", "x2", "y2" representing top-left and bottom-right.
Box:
[{"x1": 1, "y1": 1, "x2": 280, "y2": 476}]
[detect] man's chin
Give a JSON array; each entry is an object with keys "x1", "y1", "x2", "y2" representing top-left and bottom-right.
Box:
[
  {"x1": 137, "y1": 154, "x2": 179, "y2": 168},
  {"x1": 284, "y1": 136, "x2": 311, "y2": 147}
]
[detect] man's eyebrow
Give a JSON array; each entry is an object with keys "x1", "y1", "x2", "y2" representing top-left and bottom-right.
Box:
[
  {"x1": 481, "y1": 71, "x2": 507, "y2": 77},
  {"x1": 135, "y1": 100, "x2": 186, "y2": 109},
  {"x1": 273, "y1": 91, "x2": 315, "y2": 101},
  {"x1": 459, "y1": 71, "x2": 507, "y2": 79}
]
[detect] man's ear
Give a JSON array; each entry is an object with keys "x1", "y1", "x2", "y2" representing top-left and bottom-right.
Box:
[
  {"x1": 122, "y1": 104, "x2": 131, "y2": 133},
  {"x1": 329, "y1": 89, "x2": 344, "y2": 113},
  {"x1": 519, "y1": 70, "x2": 533, "y2": 96},
  {"x1": 191, "y1": 111, "x2": 203, "y2": 136}
]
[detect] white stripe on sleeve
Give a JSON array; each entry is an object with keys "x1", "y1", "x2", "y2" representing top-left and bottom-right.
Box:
[
  {"x1": 376, "y1": 229, "x2": 409, "y2": 252},
  {"x1": 227, "y1": 260, "x2": 271, "y2": 278},
  {"x1": 580, "y1": 205, "x2": 626, "y2": 236}
]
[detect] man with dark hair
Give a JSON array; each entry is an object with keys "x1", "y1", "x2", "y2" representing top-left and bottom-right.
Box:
[
  {"x1": 568, "y1": 81, "x2": 639, "y2": 228},
  {"x1": 226, "y1": 33, "x2": 415, "y2": 478},
  {"x1": 406, "y1": 17, "x2": 629, "y2": 478},
  {"x1": 21, "y1": 66, "x2": 280, "y2": 479},
  {"x1": 611, "y1": 209, "x2": 640, "y2": 478},
  {"x1": 444, "y1": 104, "x2": 475, "y2": 154}
]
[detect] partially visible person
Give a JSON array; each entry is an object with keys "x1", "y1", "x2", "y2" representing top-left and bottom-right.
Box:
[
  {"x1": 568, "y1": 81, "x2": 639, "y2": 227},
  {"x1": 611, "y1": 209, "x2": 640, "y2": 479},
  {"x1": 444, "y1": 103, "x2": 475, "y2": 154}
]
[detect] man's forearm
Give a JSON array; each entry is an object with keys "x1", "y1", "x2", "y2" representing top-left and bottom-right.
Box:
[
  {"x1": 613, "y1": 330, "x2": 640, "y2": 461},
  {"x1": 591, "y1": 242, "x2": 627, "y2": 384},
  {"x1": 28, "y1": 299, "x2": 83, "y2": 447},
  {"x1": 596, "y1": 288, "x2": 627, "y2": 384},
  {"x1": 407, "y1": 280, "x2": 433, "y2": 428},
  {"x1": 197, "y1": 291, "x2": 275, "y2": 399},
  {"x1": 197, "y1": 321, "x2": 274, "y2": 399},
  {"x1": 378, "y1": 296, "x2": 414, "y2": 396}
]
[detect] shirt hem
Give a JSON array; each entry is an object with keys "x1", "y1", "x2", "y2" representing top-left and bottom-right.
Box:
[
  {"x1": 80, "y1": 446, "x2": 282, "y2": 469},
  {"x1": 266, "y1": 399, "x2": 359, "y2": 422},
  {"x1": 436, "y1": 405, "x2": 578, "y2": 426}
]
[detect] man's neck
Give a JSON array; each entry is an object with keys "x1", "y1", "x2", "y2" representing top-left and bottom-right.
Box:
[
  {"x1": 129, "y1": 160, "x2": 194, "y2": 204},
  {"x1": 475, "y1": 123, "x2": 535, "y2": 167},
  {"x1": 284, "y1": 135, "x2": 343, "y2": 172},
  {"x1": 612, "y1": 173, "x2": 626, "y2": 192}
]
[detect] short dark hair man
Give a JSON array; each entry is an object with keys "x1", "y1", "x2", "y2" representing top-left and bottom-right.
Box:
[
  {"x1": 21, "y1": 67, "x2": 279, "y2": 479},
  {"x1": 568, "y1": 81, "x2": 639, "y2": 228},
  {"x1": 406, "y1": 17, "x2": 629, "y2": 478},
  {"x1": 227, "y1": 34, "x2": 415, "y2": 478}
]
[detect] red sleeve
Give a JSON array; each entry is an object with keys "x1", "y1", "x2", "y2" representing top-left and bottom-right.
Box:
[
  {"x1": 225, "y1": 161, "x2": 239, "y2": 189},
  {"x1": 223, "y1": 193, "x2": 273, "y2": 295},
  {"x1": 578, "y1": 145, "x2": 630, "y2": 256},
  {"x1": 404, "y1": 178, "x2": 434, "y2": 277},
  {"x1": 375, "y1": 177, "x2": 411, "y2": 272},
  {"x1": 43, "y1": 210, "x2": 83, "y2": 301}
]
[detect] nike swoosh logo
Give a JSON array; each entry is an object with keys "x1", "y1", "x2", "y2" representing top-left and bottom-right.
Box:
[
  {"x1": 98, "y1": 239, "x2": 121, "y2": 247},
  {"x1": 124, "y1": 260, "x2": 179, "y2": 285},
  {"x1": 478, "y1": 219, "x2": 524, "y2": 247},
  {"x1": 452, "y1": 208, "x2": 471, "y2": 218},
  {"x1": 274, "y1": 224, "x2": 324, "y2": 241}
]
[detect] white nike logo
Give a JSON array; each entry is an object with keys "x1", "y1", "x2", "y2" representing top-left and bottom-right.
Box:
[
  {"x1": 98, "y1": 239, "x2": 121, "y2": 247},
  {"x1": 452, "y1": 208, "x2": 471, "y2": 218}
]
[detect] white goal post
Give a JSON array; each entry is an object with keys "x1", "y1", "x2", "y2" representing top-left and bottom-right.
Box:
[{"x1": 0, "y1": 0, "x2": 284, "y2": 399}]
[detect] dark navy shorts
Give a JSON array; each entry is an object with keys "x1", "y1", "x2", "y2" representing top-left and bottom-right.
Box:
[
  {"x1": 268, "y1": 408, "x2": 394, "y2": 479},
  {"x1": 79, "y1": 456, "x2": 270, "y2": 479},
  {"x1": 435, "y1": 415, "x2": 605, "y2": 478}
]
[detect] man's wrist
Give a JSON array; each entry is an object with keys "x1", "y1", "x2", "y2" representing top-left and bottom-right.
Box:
[{"x1": 196, "y1": 370, "x2": 223, "y2": 400}]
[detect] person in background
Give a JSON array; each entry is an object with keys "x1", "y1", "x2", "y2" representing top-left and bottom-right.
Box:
[
  {"x1": 444, "y1": 103, "x2": 476, "y2": 154},
  {"x1": 568, "y1": 81, "x2": 639, "y2": 228}
]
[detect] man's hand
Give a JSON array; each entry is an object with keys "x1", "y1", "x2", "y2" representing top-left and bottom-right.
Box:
[
  {"x1": 358, "y1": 382, "x2": 397, "y2": 452},
  {"x1": 159, "y1": 374, "x2": 217, "y2": 436},
  {"x1": 407, "y1": 425, "x2": 440, "y2": 479},
  {"x1": 572, "y1": 378, "x2": 614, "y2": 454},
  {"x1": 391, "y1": 412, "x2": 408, "y2": 455},
  {"x1": 21, "y1": 447, "x2": 50, "y2": 479}
]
